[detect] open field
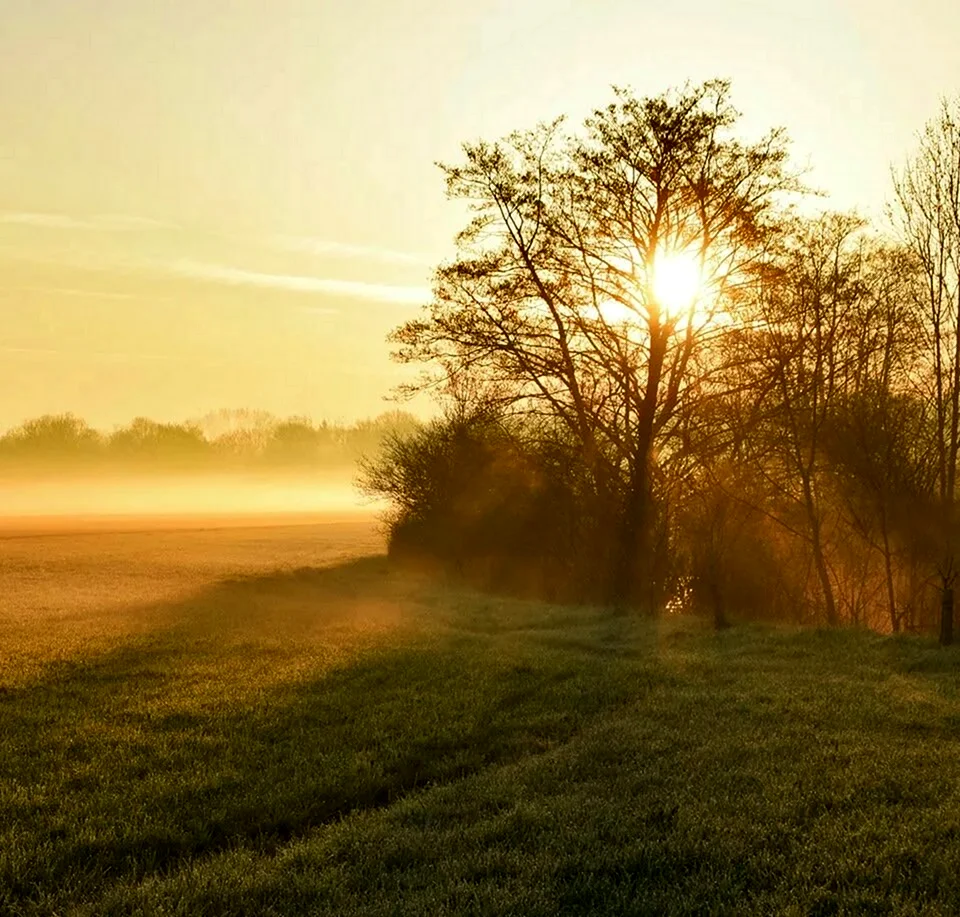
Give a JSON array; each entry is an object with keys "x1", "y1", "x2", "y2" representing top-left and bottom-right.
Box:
[{"x1": 4, "y1": 517, "x2": 960, "y2": 914}]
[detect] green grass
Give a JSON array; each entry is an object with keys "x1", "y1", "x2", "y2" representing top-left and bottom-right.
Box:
[{"x1": 5, "y1": 535, "x2": 960, "y2": 914}]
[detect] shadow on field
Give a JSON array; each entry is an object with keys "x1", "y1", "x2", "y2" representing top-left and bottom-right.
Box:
[
  {"x1": 0, "y1": 556, "x2": 642, "y2": 912},
  {"x1": 9, "y1": 556, "x2": 960, "y2": 915}
]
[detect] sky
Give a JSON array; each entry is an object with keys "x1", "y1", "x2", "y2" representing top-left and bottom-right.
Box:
[{"x1": 1, "y1": 0, "x2": 958, "y2": 430}]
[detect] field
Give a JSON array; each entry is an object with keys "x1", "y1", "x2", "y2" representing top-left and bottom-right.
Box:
[{"x1": 4, "y1": 514, "x2": 960, "y2": 915}]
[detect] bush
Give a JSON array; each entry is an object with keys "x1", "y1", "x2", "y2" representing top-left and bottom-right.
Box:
[{"x1": 360, "y1": 410, "x2": 632, "y2": 602}]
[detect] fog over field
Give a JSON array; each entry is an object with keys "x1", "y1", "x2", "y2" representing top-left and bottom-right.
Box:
[
  {"x1": 0, "y1": 409, "x2": 404, "y2": 522},
  {"x1": 0, "y1": 470, "x2": 375, "y2": 521}
]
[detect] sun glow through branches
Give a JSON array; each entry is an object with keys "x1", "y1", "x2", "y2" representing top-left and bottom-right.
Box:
[
  {"x1": 652, "y1": 249, "x2": 703, "y2": 316},
  {"x1": 596, "y1": 245, "x2": 710, "y2": 333}
]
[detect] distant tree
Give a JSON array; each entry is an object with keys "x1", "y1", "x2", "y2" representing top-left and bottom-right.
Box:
[
  {"x1": 345, "y1": 411, "x2": 422, "y2": 463},
  {"x1": 0, "y1": 413, "x2": 102, "y2": 463},
  {"x1": 0, "y1": 410, "x2": 406, "y2": 475},
  {"x1": 194, "y1": 408, "x2": 278, "y2": 440},
  {"x1": 262, "y1": 418, "x2": 321, "y2": 466},
  {"x1": 108, "y1": 418, "x2": 209, "y2": 465},
  {"x1": 211, "y1": 427, "x2": 270, "y2": 464}
]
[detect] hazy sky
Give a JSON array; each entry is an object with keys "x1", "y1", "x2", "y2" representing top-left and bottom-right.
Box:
[{"x1": 1, "y1": 0, "x2": 958, "y2": 429}]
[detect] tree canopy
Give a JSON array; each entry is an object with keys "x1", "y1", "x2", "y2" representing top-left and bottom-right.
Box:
[{"x1": 366, "y1": 81, "x2": 960, "y2": 638}]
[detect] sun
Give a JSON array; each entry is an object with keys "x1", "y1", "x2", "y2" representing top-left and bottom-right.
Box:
[
  {"x1": 596, "y1": 246, "x2": 709, "y2": 330},
  {"x1": 652, "y1": 249, "x2": 703, "y2": 316}
]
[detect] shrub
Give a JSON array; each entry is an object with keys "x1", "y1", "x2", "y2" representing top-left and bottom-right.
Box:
[{"x1": 360, "y1": 410, "x2": 637, "y2": 602}]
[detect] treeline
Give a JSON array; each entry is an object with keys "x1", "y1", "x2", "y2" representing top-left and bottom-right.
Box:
[
  {"x1": 361, "y1": 80, "x2": 960, "y2": 638},
  {"x1": 0, "y1": 409, "x2": 419, "y2": 472}
]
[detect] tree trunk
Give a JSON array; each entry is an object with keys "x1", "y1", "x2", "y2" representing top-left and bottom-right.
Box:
[
  {"x1": 610, "y1": 474, "x2": 648, "y2": 610},
  {"x1": 610, "y1": 322, "x2": 668, "y2": 611},
  {"x1": 811, "y1": 537, "x2": 839, "y2": 626},
  {"x1": 801, "y1": 474, "x2": 839, "y2": 626},
  {"x1": 940, "y1": 583, "x2": 954, "y2": 646},
  {"x1": 709, "y1": 576, "x2": 729, "y2": 630},
  {"x1": 881, "y1": 525, "x2": 900, "y2": 634}
]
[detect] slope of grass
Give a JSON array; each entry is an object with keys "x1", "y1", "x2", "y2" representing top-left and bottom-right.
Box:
[{"x1": 4, "y1": 527, "x2": 960, "y2": 914}]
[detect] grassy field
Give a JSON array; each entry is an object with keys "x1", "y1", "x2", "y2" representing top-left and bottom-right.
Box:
[{"x1": 4, "y1": 517, "x2": 960, "y2": 914}]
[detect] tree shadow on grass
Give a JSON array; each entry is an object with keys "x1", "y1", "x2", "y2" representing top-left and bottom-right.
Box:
[
  {"x1": 0, "y1": 556, "x2": 643, "y2": 914},
  {"x1": 8, "y1": 557, "x2": 960, "y2": 915}
]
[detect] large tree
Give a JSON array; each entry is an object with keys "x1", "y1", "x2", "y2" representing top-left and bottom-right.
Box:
[
  {"x1": 893, "y1": 96, "x2": 960, "y2": 643},
  {"x1": 392, "y1": 80, "x2": 800, "y2": 606}
]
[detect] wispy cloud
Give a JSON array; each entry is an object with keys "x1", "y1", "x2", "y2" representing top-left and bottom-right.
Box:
[
  {"x1": 0, "y1": 344, "x2": 223, "y2": 365},
  {"x1": 0, "y1": 212, "x2": 174, "y2": 232},
  {"x1": 169, "y1": 260, "x2": 431, "y2": 305},
  {"x1": 273, "y1": 235, "x2": 435, "y2": 267},
  {"x1": 0, "y1": 233, "x2": 431, "y2": 306},
  {"x1": 19, "y1": 287, "x2": 140, "y2": 301},
  {"x1": 0, "y1": 346, "x2": 63, "y2": 357}
]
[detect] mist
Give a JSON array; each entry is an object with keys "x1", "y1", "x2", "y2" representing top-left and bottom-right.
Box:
[
  {"x1": 0, "y1": 470, "x2": 379, "y2": 524},
  {"x1": 0, "y1": 409, "x2": 409, "y2": 524}
]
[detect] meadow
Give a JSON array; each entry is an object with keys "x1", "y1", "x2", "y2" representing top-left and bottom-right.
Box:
[{"x1": 4, "y1": 515, "x2": 960, "y2": 915}]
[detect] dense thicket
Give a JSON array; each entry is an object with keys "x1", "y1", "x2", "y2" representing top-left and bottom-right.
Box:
[
  {"x1": 362, "y1": 82, "x2": 960, "y2": 637},
  {"x1": 0, "y1": 410, "x2": 418, "y2": 473}
]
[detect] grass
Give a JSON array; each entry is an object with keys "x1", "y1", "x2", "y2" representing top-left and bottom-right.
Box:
[{"x1": 4, "y1": 520, "x2": 960, "y2": 913}]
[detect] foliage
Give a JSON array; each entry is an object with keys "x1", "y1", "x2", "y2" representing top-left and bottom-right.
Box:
[
  {"x1": 373, "y1": 81, "x2": 960, "y2": 635},
  {"x1": 108, "y1": 417, "x2": 211, "y2": 463},
  {"x1": 0, "y1": 413, "x2": 103, "y2": 463},
  {"x1": 391, "y1": 80, "x2": 799, "y2": 606},
  {"x1": 360, "y1": 409, "x2": 616, "y2": 601}
]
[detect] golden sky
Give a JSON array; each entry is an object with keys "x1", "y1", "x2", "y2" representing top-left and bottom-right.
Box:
[{"x1": 1, "y1": 0, "x2": 958, "y2": 429}]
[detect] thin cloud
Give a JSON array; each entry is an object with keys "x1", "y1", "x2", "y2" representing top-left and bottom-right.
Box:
[
  {"x1": 0, "y1": 344, "x2": 224, "y2": 365},
  {"x1": 0, "y1": 346, "x2": 63, "y2": 357},
  {"x1": 0, "y1": 212, "x2": 174, "y2": 231},
  {"x1": 95, "y1": 214, "x2": 175, "y2": 231},
  {"x1": 170, "y1": 260, "x2": 431, "y2": 305},
  {"x1": 21, "y1": 287, "x2": 140, "y2": 301},
  {"x1": 273, "y1": 235, "x2": 435, "y2": 267}
]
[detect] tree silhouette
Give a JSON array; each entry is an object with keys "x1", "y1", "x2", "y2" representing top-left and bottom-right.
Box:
[
  {"x1": 392, "y1": 80, "x2": 801, "y2": 608},
  {"x1": 894, "y1": 97, "x2": 960, "y2": 643}
]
